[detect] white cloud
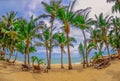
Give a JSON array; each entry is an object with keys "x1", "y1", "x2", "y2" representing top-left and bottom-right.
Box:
[{"x1": 74, "y1": 0, "x2": 119, "y2": 19}]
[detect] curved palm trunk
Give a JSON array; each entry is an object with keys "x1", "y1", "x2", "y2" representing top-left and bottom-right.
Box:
[
  {"x1": 24, "y1": 53, "x2": 27, "y2": 65},
  {"x1": 82, "y1": 30, "x2": 88, "y2": 67},
  {"x1": 64, "y1": 22, "x2": 72, "y2": 69},
  {"x1": 117, "y1": 48, "x2": 120, "y2": 59},
  {"x1": 66, "y1": 33, "x2": 72, "y2": 69},
  {"x1": 83, "y1": 59, "x2": 86, "y2": 68},
  {"x1": 102, "y1": 27, "x2": 111, "y2": 60},
  {"x1": 3, "y1": 46, "x2": 6, "y2": 59},
  {"x1": 105, "y1": 41, "x2": 111, "y2": 60},
  {"x1": 3, "y1": 34, "x2": 6, "y2": 59},
  {"x1": 27, "y1": 46, "x2": 30, "y2": 65},
  {"x1": 8, "y1": 42, "x2": 14, "y2": 61},
  {"x1": 45, "y1": 46, "x2": 49, "y2": 67},
  {"x1": 61, "y1": 46, "x2": 64, "y2": 68},
  {"x1": 8, "y1": 54, "x2": 12, "y2": 61},
  {"x1": 94, "y1": 38, "x2": 100, "y2": 51},
  {"x1": 47, "y1": 14, "x2": 55, "y2": 69},
  {"x1": 28, "y1": 53, "x2": 30, "y2": 65},
  {"x1": 95, "y1": 39, "x2": 104, "y2": 58},
  {"x1": 26, "y1": 39, "x2": 30, "y2": 65}
]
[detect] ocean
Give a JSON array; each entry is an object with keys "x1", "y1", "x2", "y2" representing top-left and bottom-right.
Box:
[{"x1": 6, "y1": 49, "x2": 114, "y2": 64}]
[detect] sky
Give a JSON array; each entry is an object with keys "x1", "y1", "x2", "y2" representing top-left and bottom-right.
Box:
[{"x1": 0, "y1": 0, "x2": 118, "y2": 54}]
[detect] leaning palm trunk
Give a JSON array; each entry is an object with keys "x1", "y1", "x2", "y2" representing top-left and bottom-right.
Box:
[
  {"x1": 8, "y1": 53, "x2": 12, "y2": 61},
  {"x1": 24, "y1": 53, "x2": 27, "y2": 65},
  {"x1": 61, "y1": 46, "x2": 64, "y2": 68},
  {"x1": 45, "y1": 46, "x2": 49, "y2": 67},
  {"x1": 27, "y1": 53, "x2": 30, "y2": 65},
  {"x1": 27, "y1": 46, "x2": 30, "y2": 65},
  {"x1": 66, "y1": 33, "x2": 72, "y2": 69},
  {"x1": 8, "y1": 43, "x2": 14, "y2": 61},
  {"x1": 83, "y1": 59, "x2": 86, "y2": 68},
  {"x1": 26, "y1": 39, "x2": 30, "y2": 65},
  {"x1": 47, "y1": 14, "x2": 55, "y2": 69},
  {"x1": 95, "y1": 39, "x2": 104, "y2": 58},
  {"x1": 82, "y1": 30, "x2": 88, "y2": 67},
  {"x1": 117, "y1": 48, "x2": 120, "y2": 59},
  {"x1": 65, "y1": 22, "x2": 72, "y2": 69},
  {"x1": 3, "y1": 46, "x2": 6, "y2": 59},
  {"x1": 105, "y1": 41, "x2": 111, "y2": 60}
]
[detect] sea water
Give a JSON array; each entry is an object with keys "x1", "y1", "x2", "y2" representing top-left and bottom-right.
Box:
[{"x1": 7, "y1": 49, "x2": 114, "y2": 64}]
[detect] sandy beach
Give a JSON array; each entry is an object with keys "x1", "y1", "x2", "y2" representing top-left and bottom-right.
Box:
[{"x1": 0, "y1": 59, "x2": 120, "y2": 81}]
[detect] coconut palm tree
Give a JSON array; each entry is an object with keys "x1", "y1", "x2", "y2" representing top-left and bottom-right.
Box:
[
  {"x1": 56, "y1": 0, "x2": 77, "y2": 69},
  {"x1": 0, "y1": 11, "x2": 17, "y2": 59},
  {"x1": 53, "y1": 32, "x2": 76, "y2": 68},
  {"x1": 107, "y1": 0, "x2": 120, "y2": 13},
  {"x1": 78, "y1": 43, "x2": 86, "y2": 68},
  {"x1": 41, "y1": 0, "x2": 62, "y2": 69},
  {"x1": 16, "y1": 42, "x2": 36, "y2": 65},
  {"x1": 78, "y1": 41, "x2": 95, "y2": 68},
  {"x1": 109, "y1": 17, "x2": 120, "y2": 58},
  {"x1": 15, "y1": 16, "x2": 40, "y2": 65},
  {"x1": 35, "y1": 27, "x2": 50, "y2": 67},
  {"x1": 31, "y1": 56, "x2": 38, "y2": 66},
  {"x1": 94, "y1": 13, "x2": 113, "y2": 60},
  {"x1": 72, "y1": 7, "x2": 92, "y2": 67}
]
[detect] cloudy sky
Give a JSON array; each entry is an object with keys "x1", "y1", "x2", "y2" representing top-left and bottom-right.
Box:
[{"x1": 0, "y1": 0, "x2": 118, "y2": 54}]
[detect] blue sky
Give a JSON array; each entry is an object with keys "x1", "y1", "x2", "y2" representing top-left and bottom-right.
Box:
[
  {"x1": 0, "y1": 0, "x2": 118, "y2": 55},
  {"x1": 0, "y1": 0, "x2": 71, "y2": 19}
]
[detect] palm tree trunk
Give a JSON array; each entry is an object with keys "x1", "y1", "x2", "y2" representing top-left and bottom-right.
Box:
[
  {"x1": 117, "y1": 48, "x2": 120, "y2": 59},
  {"x1": 8, "y1": 53, "x2": 12, "y2": 61},
  {"x1": 66, "y1": 33, "x2": 72, "y2": 69},
  {"x1": 46, "y1": 46, "x2": 49, "y2": 67},
  {"x1": 61, "y1": 47, "x2": 64, "y2": 68},
  {"x1": 3, "y1": 47, "x2": 6, "y2": 59},
  {"x1": 26, "y1": 39, "x2": 30, "y2": 65},
  {"x1": 82, "y1": 30, "x2": 88, "y2": 67},
  {"x1": 47, "y1": 15, "x2": 55, "y2": 69},
  {"x1": 83, "y1": 59, "x2": 85, "y2": 68},
  {"x1": 28, "y1": 54, "x2": 30, "y2": 65},
  {"x1": 24, "y1": 54, "x2": 27, "y2": 65},
  {"x1": 27, "y1": 46, "x2": 30, "y2": 65},
  {"x1": 8, "y1": 42, "x2": 14, "y2": 61},
  {"x1": 105, "y1": 41, "x2": 111, "y2": 60}
]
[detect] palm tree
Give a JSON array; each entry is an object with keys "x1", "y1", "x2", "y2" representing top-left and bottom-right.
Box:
[
  {"x1": 16, "y1": 16, "x2": 40, "y2": 65},
  {"x1": 2, "y1": 11, "x2": 17, "y2": 29},
  {"x1": 41, "y1": 0, "x2": 62, "y2": 69},
  {"x1": 94, "y1": 13, "x2": 113, "y2": 60},
  {"x1": 88, "y1": 27, "x2": 105, "y2": 59},
  {"x1": 78, "y1": 43, "x2": 86, "y2": 68},
  {"x1": 31, "y1": 56, "x2": 38, "y2": 66},
  {"x1": 6, "y1": 31, "x2": 19, "y2": 61},
  {"x1": 16, "y1": 42, "x2": 36, "y2": 65},
  {"x1": 56, "y1": 0, "x2": 77, "y2": 69},
  {"x1": 72, "y1": 7, "x2": 92, "y2": 67},
  {"x1": 0, "y1": 11, "x2": 17, "y2": 59},
  {"x1": 109, "y1": 17, "x2": 120, "y2": 58},
  {"x1": 78, "y1": 42, "x2": 95, "y2": 68},
  {"x1": 35, "y1": 27, "x2": 50, "y2": 67},
  {"x1": 107, "y1": 0, "x2": 120, "y2": 13},
  {"x1": 53, "y1": 32, "x2": 76, "y2": 68}
]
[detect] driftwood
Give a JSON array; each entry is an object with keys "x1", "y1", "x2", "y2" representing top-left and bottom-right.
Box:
[
  {"x1": 33, "y1": 65, "x2": 41, "y2": 73},
  {"x1": 21, "y1": 64, "x2": 31, "y2": 71},
  {"x1": 94, "y1": 59, "x2": 110, "y2": 69}
]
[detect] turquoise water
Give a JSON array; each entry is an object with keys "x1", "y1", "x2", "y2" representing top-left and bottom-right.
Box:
[
  {"x1": 8, "y1": 53, "x2": 81, "y2": 64},
  {"x1": 7, "y1": 49, "x2": 114, "y2": 64}
]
